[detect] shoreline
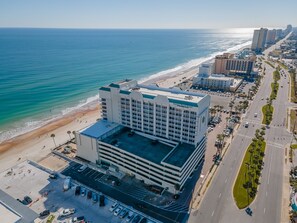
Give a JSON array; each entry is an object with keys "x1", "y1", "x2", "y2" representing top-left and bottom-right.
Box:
[{"x1": 0, "y1": 41, "x2": 251, "y2": 171}]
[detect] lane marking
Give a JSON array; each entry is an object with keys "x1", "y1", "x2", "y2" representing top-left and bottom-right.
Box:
[
  {"x1": 211, "y1": 210, "x2": 215, "y2": 217},
  {"x1": 225, "y1": 178, "x2": 227, "y2": 183},
  {"x1": 266, "y1": 191, "x2": 268, "y2": 197},
  {"x1": 267, "y1": 152, "x2": 273, "y2": 185},
  {"x1": 264, "y1": 208, "x2": 266, "y2": 214},
  {"x1": 219, "y1": 193, "x2": 221, "y2": 198}
]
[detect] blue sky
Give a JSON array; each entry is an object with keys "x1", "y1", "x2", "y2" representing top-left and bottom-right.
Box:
[{"x1": 0, "y1": 0, "x2": 296, "y2": 29}]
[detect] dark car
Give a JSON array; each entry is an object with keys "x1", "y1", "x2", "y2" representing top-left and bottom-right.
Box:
[
  {"x1": 23, "y1": 196, "x2": 32, "y2": 205},
  {"x1": 39, "y1": 210, "x2": 50, "y2": 217},
  {"x1": 245, "y1": 207, "x2": 253, "y2": 216},
  {"x1": 75, "y1": 186, "x2": 81, "y2": 196},
  {"x1": 99, "y1": 195, "x2": 105, "y2": 207},
  {"x1": 87, "y1": 190, "x2": 92, "y2": 199},
  {"x1": 140, "y1": 218, "x2": 147, "y2": 223},
  {"x1": 132, "y1": 215, "x2": 141, "y2": 223}
]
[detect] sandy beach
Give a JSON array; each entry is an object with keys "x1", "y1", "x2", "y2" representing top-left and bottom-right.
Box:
[
  {"x1": 0, "y1": 105, "x2": 99, "y2": 172},
  {"x1": 0, "y1": 43, "x2": 250, "y2": 172}
]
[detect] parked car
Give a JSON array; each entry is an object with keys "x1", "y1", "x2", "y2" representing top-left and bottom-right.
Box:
[
  {"x1": 99, "y1": 195, "x2": 105, "y2": 206},
  {"x1": 109, "y1": 202, "x2": 118, "y2": 212},
  {"x1": 71, "y1": 216, "x2": 85, "y2": 223},
  {"x1": 81, "y1": 187, "x2": 86, "y2": 196},
  {"x1": 75, "y1": 186, "x2": 81, "y2": 196},
  {"x1": 140, "y1": 218, "x2": 147, "y2": 223},
  {"x1": 92, "y1": 192, "x2": 98, "y2": 203},
  {"x1": 49, "y1": 173, "x2": 57, "y2": 179},
  {"x1": 78, "y1": 165, "x2": 87, "y2": 173},
  {"x1": 63, "y1": 176, "x2": 71, "y2": 191},
  {"x1": 39, "y1": 210, "x2": 50, "y2": 217},
  {"x1": 87, "y1": 190, "x2": 92, "y2": 199},
  {"x1": 114, "y1": 206, "x2": 123, "y2": 216},
  {"x1": 132, "y1": 215, "x2": 142, "y2": 223},
  {"x1": 59, "y1": 208, "x2": 75, "y2": 217},
  {"x1": 23, "y1": 196, "x2": 32, "y2": 205},
  {"x1": 126, "y1": 211, "x2": 135, "y2": 222},
  {"x1": 119, "y1": 209, "x2": 128, "y2": 219}
]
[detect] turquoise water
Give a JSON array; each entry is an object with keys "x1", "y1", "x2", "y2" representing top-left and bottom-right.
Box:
[{"x1": 0, "y1": 28, "x2": 253, "y2": 141}]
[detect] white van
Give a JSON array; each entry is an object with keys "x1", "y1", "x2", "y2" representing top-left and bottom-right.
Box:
[
  {"x1": 63, "y1": 176, "x2": 71, "y2": 191},
  {"x1": 244, "y1": 122, "x2": 249, "y2": 128},
  {"x1": 254, "y1": 113, "x2": 258, "y2": 117}
]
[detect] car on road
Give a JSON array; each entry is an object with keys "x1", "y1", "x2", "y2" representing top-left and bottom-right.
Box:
[
  {"x1": 39, "y1": 210, "x2": 50, "y2": 217},
  {"x1": 63, "y1": 176, "x2": 71, "y2": 191},
  {"x1": 126, "y1": 211, "x2": 135, "y2": 222},
  {"x1": 59, "y1": 208, "x2": 75, "y2": 217},
  {"x1": 244, "y1": 122, "x2": 249, "y2": 128},
  {"x1": 109, "y1": 202, "x2": 118, "y2": 212},
  {"x1": 254, "y1": 113, "x2": 258, "y2": 117},
  {"x1": 114, "y1": 206, "x2": 123, "y2": 216},
  {"x1": 119, "y1": 208, "x2": 128, "y2": 219},
  {"x1": 245, "y1": 207, "x2": 253, "y2": 216},
  {"x1": 78, "y1": 165, "x2": 87, "y2": 172}
]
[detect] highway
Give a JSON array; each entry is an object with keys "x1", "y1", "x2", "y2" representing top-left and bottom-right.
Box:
[{"x1": 189, "y1": 35, "x2": 293, "y2": 223}]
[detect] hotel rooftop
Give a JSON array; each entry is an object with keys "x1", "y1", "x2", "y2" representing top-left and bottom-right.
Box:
[{"x1": 99, "y1": 79, "x2": 208, "y2": 107}]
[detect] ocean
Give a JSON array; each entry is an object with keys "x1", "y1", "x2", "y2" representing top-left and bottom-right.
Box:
[{"x1": 0, "y1": 28, "x2": 253, "y2": 142}]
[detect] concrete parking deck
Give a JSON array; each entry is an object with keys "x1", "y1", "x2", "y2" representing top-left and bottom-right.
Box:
[{"x1": 102, "y1": 128, "x2": 173, "y2": 164}]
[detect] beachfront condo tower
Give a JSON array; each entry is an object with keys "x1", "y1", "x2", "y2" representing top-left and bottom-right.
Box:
[
  {"x1": 251, "y1": 28, "x2": 268, "y2": 53},
  {"x1": 75, "y1": 79, "x2": 210, "y2": 193}
]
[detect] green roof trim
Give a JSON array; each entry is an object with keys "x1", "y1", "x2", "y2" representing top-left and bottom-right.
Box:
[
  {"x1": 120, "y1": 90, "x2": 131, "y2": 95},
  {"x1": 168, "y1": 98, "x2": 198, "y2": 107},
  {"x1": 143, "y1": 94, "x2": 155, "y2": 99},
  {"x1": 99, "y1": 87, "x2": 111, "y2": 92},
  {"x1": 109, "y1": 83, "x2": 120, "y2": 88}
]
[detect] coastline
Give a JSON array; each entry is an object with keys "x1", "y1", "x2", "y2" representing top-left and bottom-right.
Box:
[{"x1": 0, "y1": 41, "x2": 251, "y2": 171}]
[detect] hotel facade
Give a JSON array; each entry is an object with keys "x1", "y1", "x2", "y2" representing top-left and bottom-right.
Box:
[{"x1": 76, "y1": 80, "x2": 210, "y2": 193}]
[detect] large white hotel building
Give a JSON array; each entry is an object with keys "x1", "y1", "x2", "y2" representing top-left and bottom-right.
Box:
[{"x1": 76, "y1": 79, "x2": 210, "y2": 193}]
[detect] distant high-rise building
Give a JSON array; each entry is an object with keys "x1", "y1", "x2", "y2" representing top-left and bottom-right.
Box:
[
  {"x1": 251, "y1": 28, "x2": 268, "y2": 53},
  {"x1": 266, "y1": 29, "x2": 277, "y2": 45},
  {"x1": 286, "y1": 24, "x2": 293, "y2": 33},
  {"x1": 276, "y1": 29, "x2": 283, "y2": 40}
]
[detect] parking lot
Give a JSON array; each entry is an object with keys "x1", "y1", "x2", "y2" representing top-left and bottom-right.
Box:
[{"x1": 0, "y1": 161, "x2": 147, "y2": 223}]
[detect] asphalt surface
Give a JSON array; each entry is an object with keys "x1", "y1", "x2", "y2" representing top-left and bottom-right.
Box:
[
  {"x1": 189, "y1": 35, "x2": 293, "y2": 223},
  {"x1": 62, "y1": 160, "x2": 204, "y2": 223}
]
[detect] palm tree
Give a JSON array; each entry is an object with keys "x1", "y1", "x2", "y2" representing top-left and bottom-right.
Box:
[
  {"x1": 72, "y1": 131, "x2": 76, "y2": 139},
  {"x1": 67, "y1": 130, "x2": 72, "y2": 141},
  {"x1": 50, "y1": 133, "x2": 56, "y2": 147}
]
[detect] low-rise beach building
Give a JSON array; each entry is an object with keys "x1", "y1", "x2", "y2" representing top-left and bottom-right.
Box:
[
  {"x1": 75, "y1": 79, "x2": 210, "y2": 193},
  {"x1": 192, "y1": 73, "x2": 242, "y2": 92}
]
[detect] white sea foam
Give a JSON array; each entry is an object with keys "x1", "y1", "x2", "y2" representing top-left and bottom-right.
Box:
[
  {"x1": 0, "y1": 40, "x2": 251, "y2": 143},
  {"x1": 139, "y1": 40, "x2": 252, "y2": 83},
  {"x1": 0, "y1": 94, "x2": 99, "y2": 143}
]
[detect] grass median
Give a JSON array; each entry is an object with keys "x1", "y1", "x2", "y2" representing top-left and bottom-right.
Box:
[
  {"x1": 233, "y1": 137, "x2": 266, "y2": 209},
  {"x1": 264, "y1": 60, "x2": 275, "y2": 68},
  {"x1": 262, "y1": 104, "x2": 274, "y2": 125},
  {"x1": 270, "y1": 82, "x2": 279, "y2": 100}
]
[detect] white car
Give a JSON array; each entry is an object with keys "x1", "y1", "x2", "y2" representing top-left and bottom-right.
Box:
[
  {"x1": 114, "y1": 206, "x2": 122, "y2": 216},
  {"x1": 59, "y1": 208, "x2": 75, "y2": 217},
  {"x1": 109, "y1": 202, "x2": 118, "y2": 212},
  {"x1": 254, "y1": 113, "x2": 258, "y2": 117}
]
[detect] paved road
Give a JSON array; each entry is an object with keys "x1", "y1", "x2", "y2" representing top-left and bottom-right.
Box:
[{"x1": 189, "y1": 35, "x2": 293, "y2": 223}]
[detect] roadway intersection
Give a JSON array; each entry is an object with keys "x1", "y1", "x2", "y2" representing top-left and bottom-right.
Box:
[{"x1": 189, "y1": 35, "x2": 293, "y2": 223}]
